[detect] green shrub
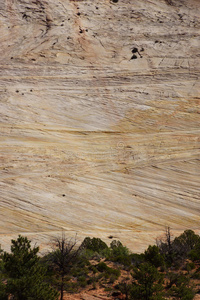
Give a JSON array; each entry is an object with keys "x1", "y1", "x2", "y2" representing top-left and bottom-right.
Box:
[
  {"x1": 108, "y1": 240, "x2": 131, "y2": 267},
  {"x1": 191, "y1": 268, "x2": 200, "y2": 279},
  {"x1": 87, "y1": 277, "x2": 96, "y2": 285},
  {"x1": 130, "y1": 253, "x2": 145, "y2": 267},
  {"x1": 2, "y1": 235, "x2": 58, "y2": 300},
  {"x1": 130, "y1": 263, "x2": 164, "y2": 300},
  {"x1": 189, "y1": 241, "x2": 200, "y2": 261},
  {"x1": 185, "y1": 262, "x2": 195, "y2": 273},
  {"x1": 0, "y1": 281, "x2": 7, "y2": 300},
  {"x1": 89, "y1": 265, "x2": 98, "y2": 274},
  {"x1": 144, "y1": 245, "x2": 165, "y2": 268},
  {"x1": 77, "y1": 275, "x2": 87, "y2": 288},
  {"x1": 167, "y1": 273, "x2": 195, "y2": 300},
  {"x1": 171, "y1": 230, "x2": 200, "y2": 264},
  {"x1": 64, "y1": 281, "x2": 79, "y2": 293},
  {"x1": 72, "y1": 266, "x2": 88, "y2": 278},
  {"x1": 81, "y1": 237, "x2": 108, "y2": 253},
  {"x1": 169, "y1": 283, "x2": 195, "y2": 300},
  {"x1": 166, "y1": 272, "x2": 179, "y2": 289},
  {"x1": 96, "y1": 262, "x2": 109, "y2": 272},
  {"x1": 173, "y1": 230, "x2": 200, "y2": 254},
  {"x1": 109, "y1": 274, "x2": 118, "y2": 284}
]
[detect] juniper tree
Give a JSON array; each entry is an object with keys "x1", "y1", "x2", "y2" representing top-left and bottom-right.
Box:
[{"x1": 2, "y1": 235, "x2": 58, "y2": 300}]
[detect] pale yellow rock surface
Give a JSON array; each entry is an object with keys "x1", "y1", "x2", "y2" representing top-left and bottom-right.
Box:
[{"x1": 0, "y1": 0, "x2": 200, "y2": 252}]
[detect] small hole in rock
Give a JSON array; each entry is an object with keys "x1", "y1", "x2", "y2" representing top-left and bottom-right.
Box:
[
  {"x1": 131, "y1": 54, "x2": 137, "y2": 60},
  {"x1": 77, "y1": 12, "x2": 81, "y2": 16},
  {"x1": 62, "y1": 194, "x2": 65, "y2": 197},
  {"x1": 132, "y1": 47, "x2": 138, "y2": 53},
  {"x1": 16, "y1": 90, "x2": 19, "y2": 93}
]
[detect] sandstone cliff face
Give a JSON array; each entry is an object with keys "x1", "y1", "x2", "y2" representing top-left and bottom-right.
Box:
[{"x1": 0, "y1": 0, "x2": 200, "y2": 251}]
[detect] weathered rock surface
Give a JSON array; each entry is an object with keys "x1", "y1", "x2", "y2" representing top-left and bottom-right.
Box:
[{"x1": 0, "y1": 0, "x2": 200, "y2": 252}]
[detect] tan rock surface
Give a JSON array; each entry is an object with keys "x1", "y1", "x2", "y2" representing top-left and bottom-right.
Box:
[{"x1": 0, "y1": 0, "x2": 200, "y2": 252}]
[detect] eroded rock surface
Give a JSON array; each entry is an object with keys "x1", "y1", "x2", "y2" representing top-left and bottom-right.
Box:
[{"x1": 0, "y1": 0, "x2": 200, "y2": 251}]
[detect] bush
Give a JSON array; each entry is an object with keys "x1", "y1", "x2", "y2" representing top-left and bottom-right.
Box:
[
  {"x1": 95, "y1": 262, "x2": 120, "y2": 283},
  {"x1": 96, "y1": 262, "x2": 109, "y2": 272},
  {"x1": 2, "y1": 235, "x2": 58, "y2": 300},
  {"x1": 185, "y1": 262, "x2": 195, "y2": 273},
  {"x1": 144, "y1": 245, "x2": 165, "y2": 268},
  {"x1": 96, "y1": 262, "x2": 120, "y2": 276},
  {"x1": 108, "y1": 240, "x2": 131, "y2": 266},
  {"x1": 89, "y1": 265, "x2": 98, "y2": 274},
  {"x1": 168, "y1": 274, "x2": 195, "y2": 300},
  {"x1": 189, "y1": 241, "x2": 200, "y2": 261},
  {"x1": 130, "y1": 263, "x2": 164, "y2": 300},
  {"x1": 191, "y1": 267, "x2": 200, "y2": 279},
  {"x1": 171, "y1": 285, "x2": 195, "y2": 300},
  {"x1": 81, "y1": 237, "x2": 108, "y2": 253},
  {"x1": 0, "y1": 281, "x2": 7, "y2": 300},
  {"x1": 77, "y1": 275, "x2": 87, "y2": 288},
  {"x1": 130, "y1": 253, "x2": 145, "y2": 267},
  {"x1": 173, "y1": 230, "x2": 200, "y2": 259},
  {"x1": 109, "y1": 274, "x2": 117, "y2": 284},
  {"x1": 64, "y1": 281, "x2": 79, "y2": 293}
]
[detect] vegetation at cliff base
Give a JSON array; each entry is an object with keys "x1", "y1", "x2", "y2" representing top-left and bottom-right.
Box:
[{"x1": 0, "y1": 228, "x2": 200, "y2": 299}]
